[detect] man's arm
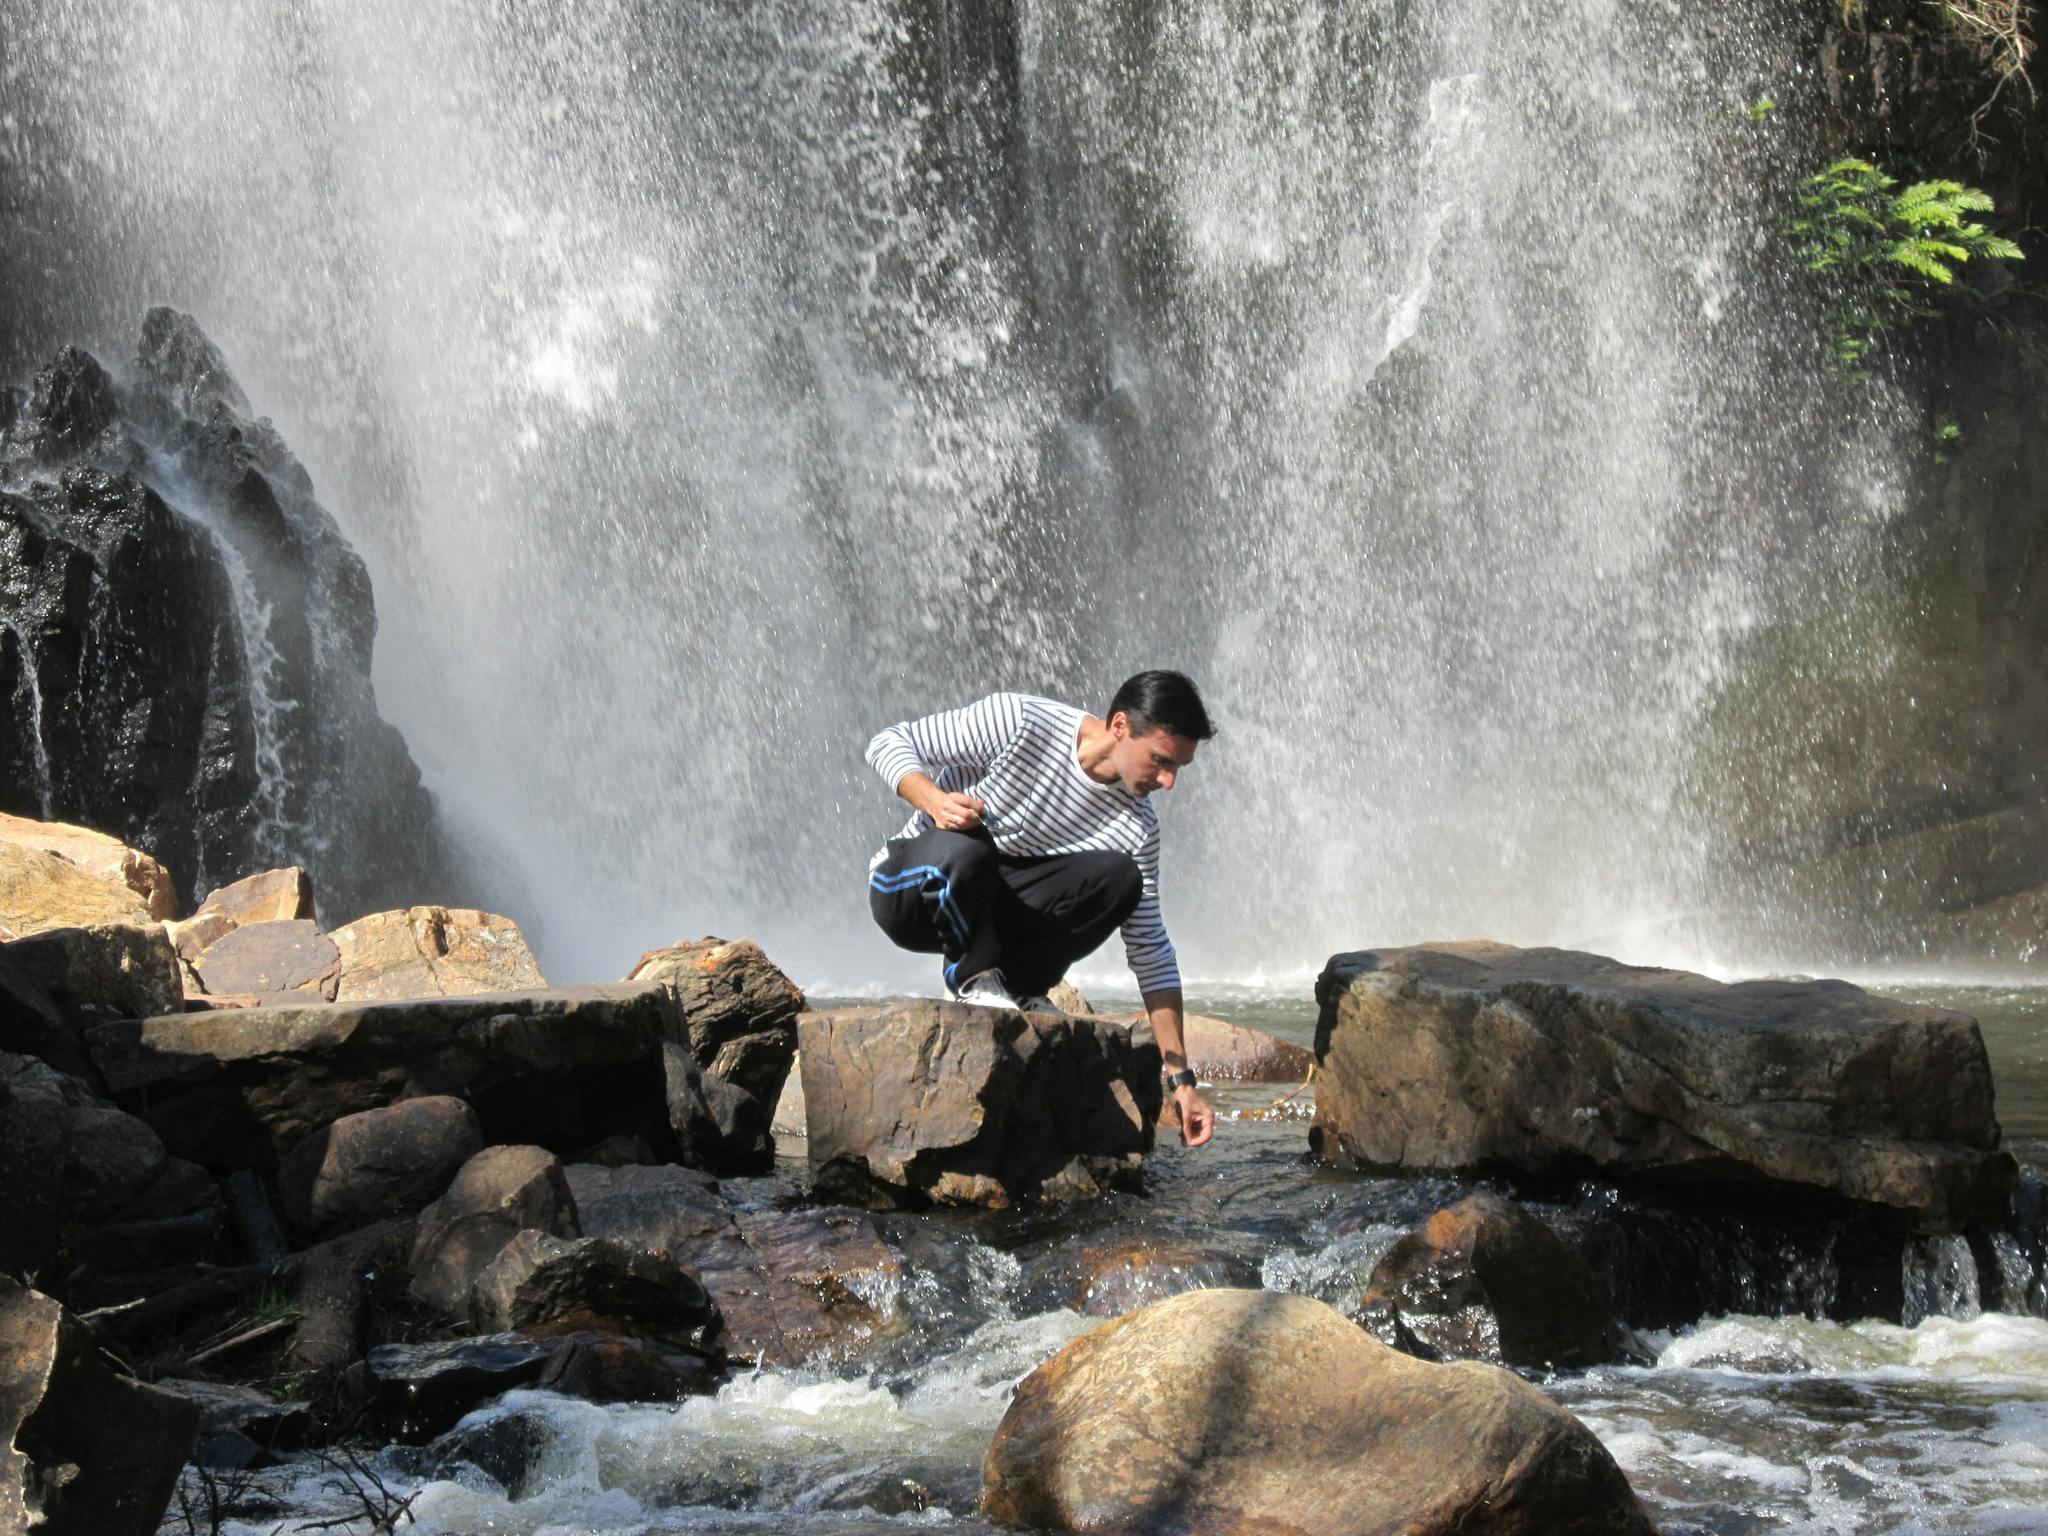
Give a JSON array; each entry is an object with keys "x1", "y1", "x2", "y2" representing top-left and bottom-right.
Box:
[
  {"x1": 1143, "y1": 987, "x2": 1215, "y2": 1148},
  {"x1": 866, "y1": 694, "x2": 1024, "y2": 832}
]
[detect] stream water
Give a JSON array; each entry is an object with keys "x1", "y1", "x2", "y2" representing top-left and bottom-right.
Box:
[{"x1": 190, "y1": 982, "x2": 2048, "y2": 1536}]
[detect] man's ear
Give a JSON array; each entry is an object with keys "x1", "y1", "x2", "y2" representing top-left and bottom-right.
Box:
[{"x1": 1108, "y1": 710, "x2": 1128, "y2": 740}]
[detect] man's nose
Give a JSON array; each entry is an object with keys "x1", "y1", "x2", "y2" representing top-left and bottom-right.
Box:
[{"x1": 1156, "y1": 766, "x2": 1176, "y2": 790}]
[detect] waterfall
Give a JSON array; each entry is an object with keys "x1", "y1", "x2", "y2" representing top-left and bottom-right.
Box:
[{"x1": 0, "y1": 0, "x2": 1911, "y2": 982}]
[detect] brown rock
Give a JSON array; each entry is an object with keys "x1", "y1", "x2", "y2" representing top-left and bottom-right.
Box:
[
  {"x1": 191, "y1": 919, "x2": 340, "y2": 999},
  {"x1": 1, "y1": 921, "x2": 182, "y2": 1020},
  {"x1": 800, "y1": 1002, "x2": 1160, "y2": 1208},
  {"x1": 1311, "y1": 942, "x2": 2015, "y2": 1232},
  {"x1": 469, "y1": 1230, "x2": 718, "y2": 1339},
  {"x1": 771, "y1": 1053, "x2": 806, "y2": 1137},
  {"x1": 1360, "y1": 1194, "x2": 1616, "y2": 1369},
  {"x1": 1046, "y1": 981, "x2": 1094, "y2": 1015},
  {"x1": 408, "y1": 1145, "x2": 579, "y2": 1321},
  {"x1": 629, "y1": 936, "x2": 803, "y2": 1104},
  {"x1": 981, "y1": 1288, "x2": 1654, "y2": 1536},
  {"x1": 535, "y1": 1330, "x2": 718, "y2": 1403},
  {"x1": 1116, "y1": 1011, "x2": 1315, "y2": 1083},
  {"x1": 663, "y1": 1040, "x2": 772, "y2": 1175},
  {"x1": 279, "y1": 1096, "x2": 483, "y2": 1236},
  {"x1": 167, "y1": 866, "x2": 315, "y2": 962},
  {"x1": 82, "y1": 982, "x2": 677, "y2": 1166},
  {"x1": 330, "y1": 906, "x2": 545, "y2": 1000},
  {"x1": 0, "y1": 1279, "x2": 198, "y2": 1536},
  {"x1": 0, "y1": 845, "x2": 155, "y2": 937},
  {"x1": 0, "y1": 813, "x2": 177, "y2": 922}
]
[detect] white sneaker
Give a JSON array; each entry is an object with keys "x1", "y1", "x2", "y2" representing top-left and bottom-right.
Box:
[
  {"x1": 1014, "y1": 993, "x2": 1060, "y2": 1014},
  {"x1": 952, "y1": 969, "x2": 1020, "y2": 1009}
]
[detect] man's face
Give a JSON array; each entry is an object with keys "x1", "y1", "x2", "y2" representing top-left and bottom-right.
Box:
[{"x1": 1109, "y1": 713, "x2": 1200, "y2": 796}]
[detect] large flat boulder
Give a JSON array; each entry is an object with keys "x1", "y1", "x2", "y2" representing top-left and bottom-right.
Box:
[
  {"x1": 628, "y1": 936, "x2": 803, "y2": 1104},
  {"x1": 0, "y1": 814, "x2": 176, "y2": 922},
  {"x1": 800, "y1": 1002, "x2": 1160, "y2": 1208},
  {"x1": 81, "y1": 982, "x2": 679, "y2": 1165},
  {"x1": 981, "y1": 1288, "x2": 1653, "y2": 1536},
  {"x1": 1311, "y1": 943, "x2": 2015, "y2": 1231},
  {"x1": 0, "y1": 844, "x2": 154, "y2": 939},
  {"x1": 0, "y1": 1280, "x2": 197, "y2": 1536}
]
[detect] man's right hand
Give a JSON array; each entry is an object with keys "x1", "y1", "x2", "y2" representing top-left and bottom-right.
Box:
[{"x1": 901, "y1": 772, "x2": 987, "y2": 832}]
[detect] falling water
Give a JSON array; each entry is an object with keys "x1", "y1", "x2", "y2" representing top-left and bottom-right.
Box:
[
  {"x1": 0, "y1": 0, "x2": 1912, "y2": 982},
  {"x1": 1, "y1": 622, "x2": 55, "y2": 818}
]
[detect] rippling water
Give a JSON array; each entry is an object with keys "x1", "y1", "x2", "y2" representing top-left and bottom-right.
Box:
[{"x1": 195, "y1": 983, "x2": 2048, "y2": 1535}]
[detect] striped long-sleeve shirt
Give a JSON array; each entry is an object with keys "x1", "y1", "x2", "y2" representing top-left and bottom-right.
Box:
[{"x1": 866, "y1": 692, "x2": 1181, "y2": 993}]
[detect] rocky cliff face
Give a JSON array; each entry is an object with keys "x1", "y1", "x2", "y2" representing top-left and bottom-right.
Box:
[{"x1": 0, "y1": 310, "x2": 456, "y2": 919}]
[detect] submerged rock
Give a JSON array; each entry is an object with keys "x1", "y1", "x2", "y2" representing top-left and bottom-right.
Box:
[
  {"x1": 1360, "y1": 1193, "x2": 1616, "y2": 1370},
  {"x1": 981, "y1": 1288, "x2": 1653, "y2": 1536},
  {"x1": 629, "y1": 935, "x2": 803, "y2": 1104},
  {"x1": 800, "y1": 1001, "x2": 1160, "y2": 1208},
  {"x1": 0, "y1": 1279, "x2": 198, "y2": 1536},
  {"x1": 1311, "y1": 942, "x2": 2015, "y2": 1232}
]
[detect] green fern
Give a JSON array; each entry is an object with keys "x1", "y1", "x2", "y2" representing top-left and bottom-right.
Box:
[{"x1": 1785, "y1": 157, "x2": 2025, "y2": 375}]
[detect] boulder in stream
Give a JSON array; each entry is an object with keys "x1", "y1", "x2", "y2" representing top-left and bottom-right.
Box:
[
  {"x1": 981, "y1": 1287, "x2": 1654, "y2": 1536},
  {"x1": 278, "y1": 1094, "x2": 483, "y2": 1237},
  {"x1": 0, "y1": 1279, "x2": 197, "y2": 1536},
  {"x1": 1311, "y1": 942, "x2": 2015, "y2": 1232},
  {"x1": 800, "y1": 1001, "x2": 1159, "y2": 1208},
  {"x1": 1360, "y1": 1193, "x2": 1617, "y2": 1369},
  {"x1": 628, "y1": 935, "x2": 804, "y2": 1104}
]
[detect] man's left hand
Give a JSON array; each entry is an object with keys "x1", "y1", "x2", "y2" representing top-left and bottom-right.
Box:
[{"x1": 1176, "y1": 1085, "x2": 1215, "y2": 1148}]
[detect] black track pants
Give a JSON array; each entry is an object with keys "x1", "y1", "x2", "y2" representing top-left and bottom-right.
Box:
[{"x1": 867, "y1": 827, "x2": 1143, "y2": 996}]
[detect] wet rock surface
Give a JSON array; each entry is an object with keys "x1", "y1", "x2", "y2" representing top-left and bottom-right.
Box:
[
  {"x1": 982, "y1": 1287, "x2": 1655, "y2": 1536},
  {"x1": 1312, "y1": 942, "x2": 2015, "y2": 1230},
  {"x1": 0, "y1": 314, "x2": 456, "y2": 920},
  {"x1": 800, "y1": 1001, "x2": 1160, "y2": 1208},
  {"x1": 664, "y1": 1038, "x2": 773, "y2": 1175},
  {"x1": 1360, "y1": 1192, "x2": 1617, "y2": 1369},
  {"x1": 408, "y1": 1145, "x2": 579, "y2": 1321}
]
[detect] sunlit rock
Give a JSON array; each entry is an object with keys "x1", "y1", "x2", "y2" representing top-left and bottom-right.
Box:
[
  {"x1": 166, "y1": 865, "x2": 315, "y2": 960},
  {"x1": 188, "y1": 918, "x2": 340, "y2": 1002},
  {"x1": 329, "y1": 905, "x2": 546, "y2": 1001},
  {"x1": 981, "y1": 1288, "x2": 1654, "y2": 1536},
  {"x1": 0, "y1": 813, "x2": 176, "y2": 922},
  {"x1": 1311, "y1": 942, "x2": 2016, "y2": 1232},
  {"x1": 0, "y1": 1279, "x2": 197, "y2": 1536},
  {"x1": 0, "y1": 843, "x2": 155, "y2": 937},
  {"x1": 1359, "y1": 1192, "x2": 1617, "y2": 1369},
  {"x1": 628, "y1": 936, "x2": 803, "y2": 1104},
  {"x1": 800, "y1": 1001, "x2": 1160, "y2": 1208}
]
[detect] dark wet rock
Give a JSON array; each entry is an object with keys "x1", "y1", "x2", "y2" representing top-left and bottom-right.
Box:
[
  {"x1": 360, "y1": 1335, "x2": 552, "y2": 1443},
  {"x1": 536, "y1": 1328, "x2": 720, "y2": 1403},
  {"x1": 1, "y1": 920, "x2": 182, "y2": 1022},
  {"x1": 278, "y1": 1095, "x2": 482, "y2": 1237},
  {"x1": 0, "y1": 949, "x2": 82, "y2": 1075},
  {"x1": 0, "y1": 314, "x2": 456, "y2": 920},
  {"x1": 982, "y1": 1288, "x2": 1654, "y2": 1536},
  {"x1": 1359, "y1": 1193, "x2": 1616, "y2": 1370},
  {"x1": 189, "y1": 919, "x2": 339, "y2": 1001},
  {"x1": 157, "y1": 1379, "x2": 309, "y2": 1470},
  {"x1": 1058, "y1": 1237, "x2": 1262, "y2": 1318},
  {"x1": 469, "y1": 1230, "x2": 719, "y2": 1340},
  {"x1": 801, "y1": 1002, "x2": 1160, "y2": 1208},
  {"x1": 83, "y1": 982, "x2": 679, "y2": 1165},
  {"x1": 408, "y1": 1145, "x2": 578, "y2": 1322},
  {"x1": 0, "y1": 1279, "x2": 198, "y2": 1536},
  {"x1": 629, "y1": 936, "x2": 804, "y2": 1104},
  {"x1": 0, "y1": 1052, "x2": 169, "y2": 1278},
  {"x1": 416, "y1": 1405, "x2": 557, "y2": 1498},
  {"x1": 664, "y1": 1039, "x2": 772, "y2": 1175},
  {"x1": 563, "y1": 1163, "x2": 902, "y2": 1367},
  {"x1": 1311, "y1": 942, "x2": 2015, "y2": 1232}
]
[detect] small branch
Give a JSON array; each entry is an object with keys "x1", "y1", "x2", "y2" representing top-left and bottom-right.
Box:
[{"x1": 184, "y1": 1314, "x2": 297, "y2": 1368}]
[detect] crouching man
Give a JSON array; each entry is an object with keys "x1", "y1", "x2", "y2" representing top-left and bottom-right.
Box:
[{"x1": 864, "y1": 669, "x2": 1217, "y2": 1147}]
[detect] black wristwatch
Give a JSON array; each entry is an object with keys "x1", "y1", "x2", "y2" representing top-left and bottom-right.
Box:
[{"x1": 1165, "y1": 1068, "x2": 1199, "y2": 1092}]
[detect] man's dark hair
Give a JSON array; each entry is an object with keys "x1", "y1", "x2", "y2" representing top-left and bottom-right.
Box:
[{"x1": 1107, "y1": 670, "x2": 1216, "y2": 742}]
